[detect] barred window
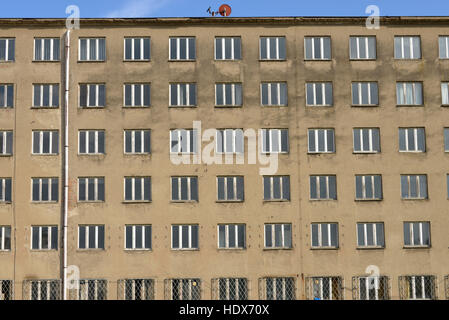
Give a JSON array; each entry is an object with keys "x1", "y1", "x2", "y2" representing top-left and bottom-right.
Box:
[
  {"x1": 0, "y1": 131, "x2": 13, "y2": 155},
  {"x1": 215, "y1": 37, "x2": 241, "y2": 60},
  {"x1": 261, "y1": 82, "x2": 287, "y2": 106},
  {"x1": 78, "y1": 177, "x2": 105, "y2": 202},
  {"x1": 0, "y1": 178, "x2": 12, "y2": 202},
  {"x1": 261, "y1": 129, "x2": 289, "y2": 153},
  {"x1": 399, "y1": 128, "x2": 425, "y2": 152},
  {"x1": 216, "y1": 278, "x2": 248, "y2": 300},
  {"x1": 170, "y1": 83, "x2": 196, "y2": 106},
  {"x1": 355, "y1": 175, "x2": 382, "y2": 200},
  {"x1": 309, "y1": 277, "x2": 343, "y2": 300},
  {"x1": 306, "y1": 82, "x2": 333, "y2": 106},
  {"x1": 264, "y1": 223, "x2": 292, "y2": 249},
  {"x1": 124, "y1": 84, "x2": 150, "y2": 107},
  {"x1": 445, "y1": 128, "x2": 449, "y2": 152},
  {"x1": 401, "y1": 175, "x2": 427, "y2": 199},
  {"x1": 32, "y1": 178, "x2": 58, "y2": 202},
  {"x1": 0, "y1": 226, "x2": 11, "y2": 251},
  {"x1": 79, "y1": 84, "x2": 105, "y2": 107},
  {"x1": 216, "y1": 129, "x2": 244, "y2": 154},
  {"x1": 352, "y1": 82, "x2": 378, "y2": 105},
  {"x1": 355, "y1": 276, "x2": 389, "y2": 300},
  {"x1": 34, "y1": 38, "x2": 60, "y2": 61},
  {"x1": 310, "y1": 175, "x2": 337, "y2": 200},
  {"x1": 394, "y1": 36, "x2": 421, "y2": 59},
  {"x1": 404, "y1": 222, "x2": 431, "y2": 247},
  {"x1": 33, "y1": 84, "x2": 59, "y2": 108},
  {"x1": 171, "y1": 225, "x2": 199, "y2": 250},
  {"x1": 124, "y1": 130, "x2": 150, "y2": 154},
  {"x1": 400, "y1": 275, "x2": 436, "y2": 300},
  {"x1": 353, "y1": 128, "x2": 380, "y2": 153},
  {"x1": 0, "y1": 84, "x2": 14, "y2": 108},
  {"x1": 0, "y1": 280, "x2": 13, "y2": 300},
  {"x1": 78, "y1": 225, "x2": 105, "y2": 249},
  {"x1": 356, "y1": 223, "x2": 385, "y2": 248},
  {"x1": 439, "y1": 36, "x2": 449, "y2": 59},
  {"x1": 167, "y1": 278, "x2": 201, "y2": 300},
  {"x1": 170, "y1": 129, "x2": 197, "y2": 153},
  {"x1": 215, "y1": 83, "x2": 242, "y2": 106},
  {"x1": 217, "y1": 176, "x2": 244, "y2": 202},
  {"x1": 79, "y1": 279, "x2": 107, "y2": 300},
  {"x1": 349, "y1": 36, "x2": 376, "y2": 59},
  {"x1": 308, "y1": 129, "x2": 335, "y2": 153},
  {"x1": 260, "y1": 37, "x2": 286, "y2": 60},
  {"x1": 262, "y1": 277, "x2": 295, "y2": 300},
  {"x1": 31, "y1": 226, "x2": 58, "y2": 250},
  {"x1": 441, "y1": 83, "x2": 449, "y2": 105},
  {"x1": 396, "y1": 82, "x2": 423, "y2": 105},
  {"x1": 79, "y1": 38, "x2": 106, "y2": 61},
  {"x1": 28, "y1": 280, "x2": 60, "y2": 300},
  {"x1": 311, "y1": 223, "x2": 338, "y2": 248},
  {"x1": 169, "y1": 37, "x2": 196, "y2": 60},
  {"x1": 124, "y1": 37, "x2": 150, "y2": 61},
  {"x1": 171, "y1": 176, "x2": 198, "y2": 201},
  {"x1": 218, "y1": 224, "x2": 245, "y2": 249},
  {"x1": 304, "y1": 37, "x2": 331, "y2": 60},
  {"x1": 0, "y1": 38, "x2": 14, "y2": 62},
  {"x1": 124, "y1": 177, "x2": 151, "y2": 202},
  {"x1": 32, "y1": 130, "x2": 59, "y2": 155},
  {"x1": 263, "y1": 176, "x2": 290, "y2": 201},
  {"x1": 125, "y1": 225, "x2": 151, "y2": 250},
  {"x1": 121, "y1": 279, "x2": 154, "y2": 300},
  {"x1": 78, "y1": 130, "x2": 105, "y2": 154}
]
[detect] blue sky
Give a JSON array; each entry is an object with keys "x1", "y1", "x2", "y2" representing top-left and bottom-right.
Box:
[{"x1": 0, "y1": 0, "x2": 446, "y2": 18}]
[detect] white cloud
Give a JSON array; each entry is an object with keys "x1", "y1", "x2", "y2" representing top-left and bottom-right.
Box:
[{"x1": 106, "y1": 0, "x2": 170, "y2": 18}]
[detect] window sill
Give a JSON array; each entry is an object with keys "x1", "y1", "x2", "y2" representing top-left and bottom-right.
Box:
[
  {"x1": 171, "y1": 248, "x2": 199, "y2": 251},
  {"x1": 216, "y1": 200, "x2": 244, "y2": 203},
  {"x1": 170, "y1": 200, "x2": 199, "y2": 203},
  {"x1": 263, "y1": 199, "x2": 290, "y2": 203},
  {"x1": 0, "y1": 201, "x2": 12, "y2": 204},
  {"x1": 214, "y1": 59, "x2": 241, "y2": 62},
  {"x1": 263, "y1": 247, "x2": 292, "y2": 251},
  {"x1": 398, "y1": 151, "x2": 426, "y2": 153},
  {"x1": 77, "y1": 201, "x2": 105, "y2": 204},
  {"x1": 77, "y1": 249, "x2": 105, "y2": 252},
  {"x1": 259, "y1": 59, "x2": 287, "y2": 62},
  {"x1": 307, "y1": 152, "x2": 335, "y2": 155},
  {"x1": 355, "y1": 198, "x2": 383, "y2": 202},
  {"x1": 123, "y1": 59, "x2": 151, "y2": 62},
  {"x1": 168, "y1": 59, "x2": 196, "y2": 62},
  {"x1": 396, "y1": 105, "x2": 424, "y2": 108},
  {"x1": 0, "y1": 61, "x2": 15, "y2": 63},
  {"x1": 349, "y1": 59, "x2": 377, "y2": 61},
  {"x1": 30, "y1": 249, "x2": 58, "y2": 252},
  {"x1": 32, "y1": 60, "x2": 61, "y2": 63},
  {"x1": 122, "y1": 201, "x2": 152, "y2": 204},
  {"x1": 260, "y1": 152, "x2": 289, "y2": 155},
  {"x1": 124, "y1": 249, "x2": 152, "y2": 252},
  {"x1": 31, "y1": 201, "x2": 59, "y2": 204},
  {"x1": 356, "y1": 246, "x2": 385, "y2": 250},
  {"x1": 31, "y1": 106, "x2": 59, "y2": 109},
  {"x1": 442, "y1": 105, "x2": 449, "y2": 107},
  {"x1": 217, "y1": 248, "x2": 246, "y2": 251},
  {"x1": 214, "y1": 105, "x2": 243, "y2": 108},
  {"x1": 77, "y1": 60, "x2": 106, "y2": 63},
  {"x1": 168, "y1": 105, "x2": 197, "y2": 108},
  {"x1": 353, "y1": 151, "x2": 380, "y2": 154},
  {"x1": 78, "y1": 106, "x2": 106, "y2": 109},
  {"x1": 78, "y1": 153, "x2": 106, "y2": 156},
  {"x1": 393, "y1": 58, "x2": 422, "y2": 61},
  {"x1": 309, "y1": 199, "x2": 337, "y2": 201},
  {"x1": 401, "y1": 198, "x2": 428, "y2": 201},
  {"x1": 0, "y1": 154, "x2": 13, "y2": 157},
  {"x1": 124, "y1": 153, "x2": 151, "y2": 156},
  {"x1": 310, "y1": 247, "x2": 339, "y2": 250},
  {"x1": 306, "y1": 105, "x2": 333, "y2": 108},
  {"x1": 304, "y1": 59, "x2": 332, "y2": 62},
  {"x1": 261, "y1": 105, "x2": 288, "y2": 107},
  {"x1": 31, "y1": 154, "x2": 59, "y2": 156},
  {"x1": 351, "y1": 104, "x2": 379, "y2": 107},
  {"x1": 403, "y1": 245, "x2": 431, "y2": 249},
  {"x1": 122, "y1": 105, "x2": 150, "y2": 109}
]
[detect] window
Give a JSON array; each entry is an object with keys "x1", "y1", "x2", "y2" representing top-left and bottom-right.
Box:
[
  {"x1": 310, "y1": 175, "x2": 337, "y2": 200},
  {"x1": 124, "y1": 177, "x2": 151, "y2": 202},
  {"x1": 28, "y1": 280, "x2": 60, "y2": 300},
  {"x1": 169, "y1": 83, "x2": 196, "y2": 106},
  {"x1": 78, "y1": 225, "x2": 105, "y2": 249},
  {"x1": 0, "y1": 84, "x2": 14, "y2": 108},
  {"x1": 78, "y1": 279, "x2": 107, "y2": 300},
  {"x1": 399, "y1": 128, "x2": 425, "y2": 152},
  {"x1": 447, "y1": 174, "x2": 449, "y2": 199},
  {"x1": 401, "y1": 175, "x2": 427, "y2": 199},
  {"x1": 0, "y1": 280, "x2": 13, "y2": 300},
  {"x1": 261, "y1": 277, "x2": 295, "y2": 300},
  {"x1": 125, "y1": 225, "x2": 152, "y2": 250},
  {"x1": 170, "y1": 129, "x2": 197, "y2": 154},
  {"x1": 0, "y1": 226, "x2": 11, "y2": 251},
  {"x1": 396, "y1": 82, "x2": 423, "y2": 105},
  {"x1": 121, "y1": 279, "x2": 155, "y2": 300},
  {"x1": 304, "y1": 37, "x2": 331, "y2": 60},
  {"x1": 352, "y1": 82, "x2": 378, "y2": 106},
  {"x1": 167, "y1": 278, "x2": 201, "y2": 300},
  {"x1": 216, "y1": 129, "x2": 244, "y2": 154},
  {"x1": 32, "y1": 178, "x2": 58, "y2": 202},
  {"x1": 31, "y1": 226, "x2": 58, "y2": 250},
  {"x1": 0, "y1": 178, "x2": 12, "y2": 203},
  {"x1": 218, "y1": 224, "x2": 245, "y2": 249},
  {"x1": 0, "y1": 38, "x2": 14, "y2": 62},
  {"x1": 308, "y1": 277, "x2": 343, "y2": 300},
  {"x1": 441, "y1": 82, "x2": 449, "y2": 105},
  {"x1": 171, "y1": 225, "x2": 199, "y2": 250},
  {"x1": 79, "y1": 84, "x2": 105, "y2": 107},
  {"x1": 264, "y1": 223, "x2": 292, "y2": 249},
  {"x1": 171, "y1": 177, "x2": 198, "y2": 202},
  {"x1": 445, "y1": 128, "x2": 449, "y2": 152},
  {"x1": 124, "y1": 84, "x2": 150, "y2": 107},
  {"x1": 355, "y1": 276, "x2": 389, "y2": 300},
  {"x1": 259, "y1": 37, "x2": 286, "y2": 60},
  {"x1": 215, "y1": 278, "x2": 248, "y2": 300},
  {"x1": 124, "y1": 37, "x2": 150, "y2": 61},
  {"x1": 394, "y1": 36, "x2": 421, "y2": 59},
  {"x1": 79, "y1": 38, "x2": 106, "y2": 61},
  {"x1": 217, "y1": 176, "x2": 244, "y2": 202},
  {"x1": 439, "y1": 36, "x2": 449, "y2": 59},
  {"x1": 261, "y1": 129, "x2": 289, "y2": 153},
  {"x1": 215, "y1": 37, "x2": 241, "y2": 60},
  {"x1": 311, "y1": 223, "x2": 338, "y2": 248},
  {"x1": 399, "y1": 275, "x2": 436, "y2": 300},
  {"x1": 306, "y1": 82, "x2": 333, "y2": 106},
  {"x1": 32, "y1": 131, "x2": 59, "y2": 155},
  {"x1": 349, "y1": 36, "x2": 376, "y2": 59},
  {"x1": 215, "y1": 83, "x2": 242, "y2": 106},
  {"x1": 403, "y1": 222, "x2": 430, "y2": 247},
  {"x1": 124, "y1": 130, "x2": 151, "y2": 154},
  {"x1": 78, "y1": 130, "x2": 105, "y2": 154},
  {"x1": 355, "y1": 175, "x2": 382, "y2": 200},
  {"x1": 78, "y1": 177, "x2": 105, "y2": 202},
  {"x1": 308, "y1": 129, "x2": 335, "y2": 153},
  {"x1": 33, "y1": 84, "x2": 59, "y2": 108},
  {"x1": 263, "y1": 176, "x2": 290, "y2": 201},
  {"x1": 0, "y1": 131, "x2": 13, "y2": 155},
  {"x1": 353, "y1": 128, "x2": 380, "y2": 153},
  {"x1": 261, "y1": 82, "x2": 287, "y2": 106},
  {"x1": 356, "y1": 223, "x2": 385, "y2": 247},
  {"x1": 34, "y1": 38, "x2": 60, "y2": 61},
  {"x1": 169, "y1": 37, "x2": 195, "y2": 60}
]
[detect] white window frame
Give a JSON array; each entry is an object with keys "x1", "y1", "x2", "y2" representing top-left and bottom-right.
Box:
[
  {"x1": 356, "y1": 223, "x2": 384, "y2": 248},
  {"x1": 259, "y1": 36, "x2": 286, "y2": 60},
  {"x1": 355, "y1": 175, "x2": 382, "y2": 200},
  {"x1": 404, "y1": 222, "x2": 431, "y2": 247},
  {"x1": 217, "y1": 278, "x2": 248, "y2": 300},
  {"x1": 33, "y1": 38, "x2": 60, "y2": 61},
  {"x1": 0, "y1": 226, "x2": 11, "y2": 251},
  {"x1": 263, "y1": 176, "x2": 290, "y2": 201},
  {"x1": 441, "y1": 82, "x2": 449, "y2": 105},
  {"x1": 307, "y1": 129, "x2": 335, "y2": 153},
  {"x1": 124, "y1": 177, "x2": 151, "y2": 202},
  {"x1": 171, "y1": 225, "x2": 199, "y2": 250},
  {"x1": 124, "y1": 130, "x2": 150, "y2": 154},
  {"x1": 264, "y1": 223, "x2": 292, "y2": 249},
  {"x1": 31, "y1": 178, "x2": 58, "y2": 202},
  {"x1": 310, "y1": 176, "x2": 337, "y2": 200},
  {"x1": 0, "y1": 84, "x2": 13, "y2": 108},
  {"x1": 32, "y1": 130, "x2": 58, "y2": 155},
  {"x1": 78, "y1": 38, "x2": 106, "y2": 61},
  {"x1": 260, "y1": 82, "x2": 287, "y2": 106},
  {"x1": 123, "y1": 37, "x2": 150, "y2": 61},
  {"x1": 29, "y1": 280, "x2": 60, "y2": 300},
  {"x1": 0, "y1": 38, "x2": 14, "y2": 62},
  {"x1": 78, "y1": 225, "x2": 104, "y2": 250},
  {"x1": 123, "y1": 83, "x2": 150, "y2": 107},
  {"x1": 306, "y1": 82, "x2": 333, "y2": 106},
  {"x1": 304, "y1": 37, "x2": 331, "y2": 60},
  {"x1": 353, "y1": 128, "x2": 380, "y2": 153},
  {"x1": 405, "y1": 276, "x2": 434, "y2": 300},
  {"x1": 394, "y1": 36, "x2": 421, "y2": 59},
  {"x1": 0, "y1": 178, "x2": 12, "y2": 202},
  {"x1": 216, "y1": 176, "x2": 244, "y2": 201},
  {"x1": 169, "y1": 83, "x2": 196, "y2": 107},
  {"x1": 215, "y1": 83, "x2": 242, "y2": 106},
  {"x1": 401, "y1": 175, "x2": 427, "y2": 199},
  {"x1": 171, "y1": 176, "x2": 198, "y2": 202},
  {"x1": 169, "y1": 37, "x2": 195, "y2": 60},
  {"x1": 399, "y1": 128, "x2": 425, "y2": 152},
  {"x1": 349, "y1": 36, "x2": 376, "y2": 60},
  {"x1": 124, "y1": 225, "x2": 152, "y2": 250},
  {"x1": 351, "y1": 82, "x2": 378, "y2": 106},
  {"x1": 31, "y1": 226, "x2": 57, "y2": 250},
  {"x1": 396, "y1": 82, "x2": 423, "y2": 105},
  {"x1": 311, "y1": 277, "x2": 342, "y2": 300},
  {"x1": 214, "y1": 37, "x2": 241, "y2": 60},
  {"x1": 439, "y1": 36, "x2": 449, "y2": 59},
  {"x1": 261, "y1": 129, "x2": 289, "y2": 153},
  {"x1": 215, "y1": 129, "x2": 244, "y2": 154},
  {"x1": 357, "y1": 276, "x2": 388, "y2": 300},
  {"x1": 311, "y1": 223, "x2": 338, "y2": 248},
  {"x1": 79, "y1": 84, "x2": 105, "y2": 107},
  {"x1": 0, "y1": 131, "x2": 13, "y2": 155},
  {"x1": 77, "y1": 177, "x2": 105, "y2": 202},
  {"x1": 217, "y1": 224, "x2": 246, "y2": 249},
  {"x1": 170, "y1": 129, "x2": 197, "y2": 154},
  {"x1": 32, "y1": 84, "x2": 59, "y2": 107},
  {"x1": 78, "y1": 130, "x2": 105, "y2": 154}
]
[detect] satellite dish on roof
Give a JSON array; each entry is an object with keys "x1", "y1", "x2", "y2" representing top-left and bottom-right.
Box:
[{"x1": 219, "y1": 4, "x2": 232, "y2": 16}]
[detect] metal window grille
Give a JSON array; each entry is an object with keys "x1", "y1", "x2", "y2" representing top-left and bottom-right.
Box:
[
  {"x1": 445, "y1": 275, "x2": 449, "y2": 299},
  {"x1": 352, "y1": 276, "x2": 390, "y2": 300},
  {"x1": 118, "y1": 279, "x2": 155, "y2": 300},
  {"x1": 0, "y1": 280, "x2": 13, "y2": 300},
  {"x1": 165, "y1": 278, "x2": 201, "y2": 300},
  {"x1": 305, "y1": 276, "x2": 343, "y2": 300},
  {"x1": 23, "y1": 279, "x2": 61, "y2": 300},
  {"x1": 399, "y1": 275, "x2": 437, "y2": 300},
  {"x1": 75, "y1": 279, "x2": 108, "y2": 300},
  {"x1": 258, "y1": 277, "x2": 295, "y2": 300},
  {"x1": 212, "y1": 278, "x2": 248, "y2": 300}
]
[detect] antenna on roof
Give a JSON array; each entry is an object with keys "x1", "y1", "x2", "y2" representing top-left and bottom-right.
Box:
[{"x1": 207, "y1": 4, "x2": 232, "y2": 17}]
